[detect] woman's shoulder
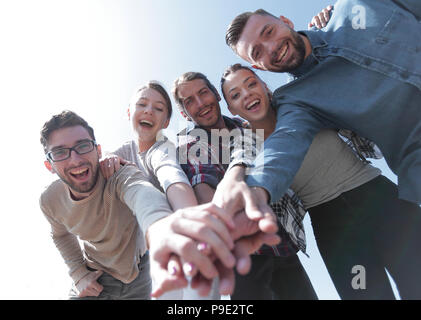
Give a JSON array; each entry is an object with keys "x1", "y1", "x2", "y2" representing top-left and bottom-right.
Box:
[{"x1": 112, "y1": 140, "x2": 138, "y2": 160}]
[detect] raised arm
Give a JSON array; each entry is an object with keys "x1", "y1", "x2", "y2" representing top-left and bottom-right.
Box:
[
  {"x1": 114, "y1": 165, "x2": 238, "y2": 295},
  {"x1": 246, "y1": 104, "x2": 325, "y2": 202},
  {"x1": 149, "y1": 139, "x2": 198, "y2": 210}
]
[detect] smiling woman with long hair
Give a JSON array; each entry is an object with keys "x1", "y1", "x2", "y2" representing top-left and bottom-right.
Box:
[{"x1": 218, "y1": 63, "x2": 421, "y2": 300}]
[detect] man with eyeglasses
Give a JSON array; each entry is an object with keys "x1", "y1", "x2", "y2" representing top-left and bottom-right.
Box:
[
  {"x1": 39, "y1": 110, "x2": 175, "y2": 299},
  {"x1": 40, "y1": 110, "x2": 281, "y2": 299},
  {"x1": 41, "y1": 110, "x2": 248, "y2": 299}
]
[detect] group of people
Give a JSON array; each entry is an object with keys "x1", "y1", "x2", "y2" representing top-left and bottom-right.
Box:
[{"x1": 39, "y1": 0, "x2": 421, "y2": 300}]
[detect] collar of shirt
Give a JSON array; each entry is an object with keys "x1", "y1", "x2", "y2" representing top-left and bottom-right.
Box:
[
  {"x1": 190, "y1": 115, "x2": 243, "y2": 132},
  {"x1": 288, "y1": 31, "x2": 328, "y2": 79}
]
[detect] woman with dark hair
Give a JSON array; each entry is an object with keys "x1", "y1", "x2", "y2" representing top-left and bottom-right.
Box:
[{"x1": 218, "y1": 64, "x2": 421, "y2": 300}]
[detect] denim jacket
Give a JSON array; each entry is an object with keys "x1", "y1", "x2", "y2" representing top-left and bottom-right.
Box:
[{"x1": 245, "y1": 0, "x2": 421, "y2": 204}]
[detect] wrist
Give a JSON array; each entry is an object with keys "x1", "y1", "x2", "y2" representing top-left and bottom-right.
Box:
[
  {"x1": 227, "y1": 164, "x2": 246, "y2": 182},
  {"x1": 250, "y1": 186, "x2": 270, "y2": 203}
]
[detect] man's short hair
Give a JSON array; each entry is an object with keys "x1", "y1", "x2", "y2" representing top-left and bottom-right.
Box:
[
  {"x1": 225, "y1": 9, "x2": 278, "y2": 51},
  {"x1": 172, "y1": 72, "x2": 219, "y2": 114},
  {"x1": 40, "y1": 110, "x2": 96, "y2": 153}
]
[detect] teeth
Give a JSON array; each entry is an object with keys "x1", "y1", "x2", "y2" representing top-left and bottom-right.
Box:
[
  {"x1": 246, "y1": 100, "x2": 260, "y2": 110},
  {"x1": 140, "y1": 120, "x2": 153, "y2": 126},
  {"x1": 277, "y1": 42, "x2": 289, "y2": 63},
  {"x1": 71, "y1": 168, "x2": 88, "y2": 175},
  {"x1": 199, "y1": 108, "x2": 211, "y2": 117}
]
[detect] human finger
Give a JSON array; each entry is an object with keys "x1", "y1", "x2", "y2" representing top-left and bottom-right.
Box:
[
  {"x1": 99, "y1": 159, "x2": 111, "y2": 179},
  {"x1": 93, "y1": 270, "x2": 103, "y2": 280},
  {"x1": 231, "y1": 211, "x2": 259, "y2": 240},
  {"x1": 242, "y1": 186, "x2": 265, "y2": 220},
  {"x1": 199, "y1": 202, "x2": 235, "y2": 230},
  {"x1": 197, "y1": 242, "x2": 212, "y2": 256},
  {"x1": 150, "y1": 240, "x2": 192, "y2": 298},
  {"x1": 318, "y1": 13, "x2": 327, "y2": 27},
  {"x1": 79, "y1": 287, "x2": 99, "y2": 298},
  {"x1": 216, "y1": 261, "x2": 236, "y2": 296},
  {"x1": 323, "y1": 8, "x2": 330, "y2": 22},
  {"x1": 119, "y1": 157, "x2": 130, "y2": 166},
  {"x1": 112, "y1": 156, "x2": 120, "y2": 172},
  {"x1": 234, "y1": 233, "x2": 281, "y2": 275},
  {"x1": 180, "y1": 205, "x2": 234, "y2": 249},
  {"x1": 313, "y1": 15, "x2": 322, "y2": 29},
  {"x1": 151, "y1": 261, "x2": 188, "y2": 299},
  {"x1": 191, "y1": 273, "x2": 213, "y2": 297},
  {"x1": 171, "y1": 217, "x2": 236, "y2": 269},
  {"x1": 90, "y1": 281, "x2": 104, "y2": 294},
  {"x1": 257, "y1": 202, "x2": 278, "y2": 234},
  {"x1": 157, "y1": 231, "x2": 219, "y2": 279},
  {"x1": 182, "y1": 261, "x2": 197, "y2": 278},
  {"x1": 168, "y1": 254, "x2": 183, "y2": 277}
]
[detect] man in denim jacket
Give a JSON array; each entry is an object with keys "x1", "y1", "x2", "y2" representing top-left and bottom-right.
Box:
[{"x1": 223, "y1": 0, "x2": 421, "y2": 205}]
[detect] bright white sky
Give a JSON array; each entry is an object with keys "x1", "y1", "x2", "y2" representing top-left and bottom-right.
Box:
[{"x1": 0, "y1": 0, "x2": 399, "y2": 299}]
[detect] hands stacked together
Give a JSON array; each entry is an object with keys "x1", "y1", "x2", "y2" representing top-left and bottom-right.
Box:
[{"x1": 147, "y1": 166, "x2": 281, "y2": 298}]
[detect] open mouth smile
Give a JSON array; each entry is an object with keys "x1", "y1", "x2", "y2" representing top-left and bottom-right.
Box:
[
  {"x1": 245, "y1": 99, "x2": 261, "y2": 112},
  {"x1": 275, "y1": 41, "x2": 289, "y2": 64},
  {"x1": 139, "y1": 120, "x2": 154, "y2": 128},
  {"x1": 198, "y1": 107, "x2": 212, "y2": 117},
  {"x1": 69, "y1": 167, "x2": 90, "y2": 180}
]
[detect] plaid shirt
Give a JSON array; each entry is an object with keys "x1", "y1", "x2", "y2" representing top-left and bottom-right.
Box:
[
  {"x1": 177, "y1": 116, "x2": 299, "y2": 257},
  {"x1": 225, "y1": 123, "x2": 384, "y2": 256},
  {"x1": 177, "y1": 116, "x2": 383, "y2": 256},
  {"x1": 338, "y1": 129, "x2": 383, "y2": 163}
]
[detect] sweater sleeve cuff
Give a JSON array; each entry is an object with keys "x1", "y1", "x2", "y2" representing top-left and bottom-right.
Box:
[
  {"x1": 141, "y1": 211, "x2": 171, "y2": 239},
  {"x1": 70, "y1": 264, "x2": 91, "y2": 285}
]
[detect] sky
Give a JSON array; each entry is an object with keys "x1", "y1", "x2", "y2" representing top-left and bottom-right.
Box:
[{"x1": 0, "y1": 0, "x2": 400, "y2": 299}]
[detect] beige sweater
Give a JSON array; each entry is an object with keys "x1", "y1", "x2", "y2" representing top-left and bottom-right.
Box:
[{"x1": 39, "y1": 164, "x2": 172, "y2": 285}]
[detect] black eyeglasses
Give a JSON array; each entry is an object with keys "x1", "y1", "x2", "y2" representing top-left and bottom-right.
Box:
[{"x1": 46, "y1": 140, "x2": 97, "y2": 162}]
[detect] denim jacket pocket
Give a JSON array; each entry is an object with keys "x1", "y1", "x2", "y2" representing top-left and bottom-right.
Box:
[{"x1": 376, "y1": 9, "x2": 421, "y2": 56}]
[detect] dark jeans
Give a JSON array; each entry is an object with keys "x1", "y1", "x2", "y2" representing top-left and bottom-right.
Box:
[
  {"x1": 309, "y1": 175, "x2": 421, "y2": 300},
  {"x1": 231, "y1": 254, "x2": 318, "y2": 300}
]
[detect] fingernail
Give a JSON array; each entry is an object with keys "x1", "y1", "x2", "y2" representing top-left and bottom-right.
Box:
[
  {"x1": 197, "y1": 242, "x2": 209, "y2": 253},
  {"x1": 183, "y1": 262, "x2": 194, "y2": 276},
  {"x1": 169, "y1": 266, "x2": 177, "y2": 275}
]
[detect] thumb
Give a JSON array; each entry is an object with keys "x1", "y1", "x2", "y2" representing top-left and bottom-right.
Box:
[
  {"x1": 257, "y1": 203, "x2": 278, "y2": 234},
  {"x1": 119, "y1": 157, "x2": 129, "y2": 165},
  {"x1": 94, "y1": 270, "x2": 104, "y2": 280},
  {"x1": 243, "y1": 187, "x2": 264, "y2": 220}
]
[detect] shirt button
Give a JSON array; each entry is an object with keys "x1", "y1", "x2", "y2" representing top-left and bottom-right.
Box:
[
  {"x1": 376, "y1": 38, "x2": 389, "y2": 45},
  {"x1": 400, "y1": 71, "x2": 410, "y2": 79},
  {"x1": 363, "y1": 58, "x2": 372, "y2": 66},
  {"x1": 331, "y1": 48, "x2": 338, "y2": 53}
]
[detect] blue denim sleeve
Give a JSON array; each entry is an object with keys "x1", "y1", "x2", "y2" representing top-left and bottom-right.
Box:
[
  {"x1": 391, "y1": 0, "x2": 421, "y2": 19},
  {"x1": 245, "y1": 104, "x2": 326, "y2": 202}
]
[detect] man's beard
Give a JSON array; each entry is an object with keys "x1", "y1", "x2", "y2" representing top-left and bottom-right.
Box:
[
  {"x1": 271, "y1": 29, "x2": 307, "y2": 73},
  {"x1": 59, "y1": 163, "x2": 99, "y2": 196},
  {"x1": 194, "y1": 105, "x2": 223, "y2": 130}
]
